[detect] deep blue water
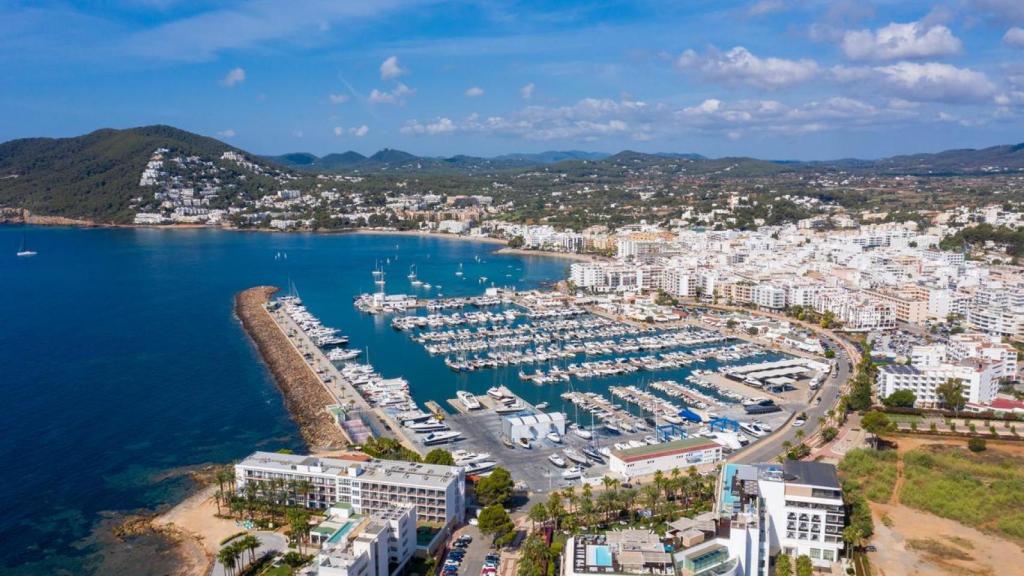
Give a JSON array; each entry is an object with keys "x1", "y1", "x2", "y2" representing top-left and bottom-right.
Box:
[{"x1": 0, "y1": 226, "x2": 568, "y2": 574}]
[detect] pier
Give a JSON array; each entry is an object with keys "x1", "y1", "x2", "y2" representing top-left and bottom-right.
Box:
[{"x1": 235, "y1": 286, "x2": 348, "y2": 449}]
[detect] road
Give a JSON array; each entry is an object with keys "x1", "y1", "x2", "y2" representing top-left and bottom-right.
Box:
[
  {"x1": 731, "y1": 336, "x2": 851, "y2": 464},
  {"x1": 211, "y1": 532, "x2": 288, "y2": 576}
]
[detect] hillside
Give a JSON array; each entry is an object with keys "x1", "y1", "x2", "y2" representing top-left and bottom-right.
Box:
[{"x1": 0, "y1": 126, "x2": 245, "y2": 222}]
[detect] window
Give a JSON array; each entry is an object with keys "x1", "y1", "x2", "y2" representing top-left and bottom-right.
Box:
[
  {"x1": 822, "y1": 550, "x2": 835, "y2": 561},
  {"x1": 809, "y1": 548, "x2": 820, "y2": 560}
]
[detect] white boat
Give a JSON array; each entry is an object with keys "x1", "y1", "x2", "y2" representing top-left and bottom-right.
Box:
[
  {"x1": 16, "y1": 236, "x2": 36, "y2": 257},
  {"x1": 546, "y1": 432, "x2": 562, "y2": 444},
  {"x1": 463, "y1": 461, "x2": 496, "y2": 475},
  {"x1": 573, "y1": 428, "x2": 593, "y2": 440},
  {"x1": 548, "y1": 454, "x2": 566, "y2": 467},
  {"x1": 599, "y1": 447, "x2": 612, "y2": 457},
  {"x1": 455, "y1": 452, "x2": 492, "y2": 465},
  {"x1": 561, "y1": 466, "x2": 582, "y2": 480},
  {"x1": 563, "y1": 448, "x2": 588, "y2": 465},
  {"x1": 457, "y1": 391, "x2": 481, "y2": 411},
  {"x1": 494, "y1": 401, "x2": 524, "y2": 414},
  {"x1": 535, "y1": 402, "x2": 549, "y2": 411},
  {"x1": 486, "y1": 387, "x2": 505, "y2": 399},
  {"x1": 516, "y1": 437, "x2": 531, "y2": 449},
  {"x1": 423, "y1": 283, "x2": 432, "y2": 289},
  {"x1": 604, "y1": 422, "x2": 622, "y2": 434},
  {"x1": 455, "y1": 263, "x2": 464, "y2": 277},
  {"x1": 406, "y1": 419, "x2": 449, "y2": 433},
  {"x1": 423, "y1": 431, "x2": 461, "y2": 445}
]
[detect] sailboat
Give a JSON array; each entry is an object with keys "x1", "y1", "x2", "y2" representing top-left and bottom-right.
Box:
[
  {"x1": 16, "y1": 236, "x2": 36, "y2": 257},
  {"x1": 455, "y1": 263, "x2": 464, "y2": 277}
]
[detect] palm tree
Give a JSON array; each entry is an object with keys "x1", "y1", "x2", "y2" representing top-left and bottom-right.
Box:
[
  {"x1": 217, "y1": 547, "x2": 237, "y2": 576},
  {"x1": 241, "y1": 534, "x2": 261, "y2": 565},
  {"x1": 795, "y1": 429, "x2": 806, "y2": 443},
  {"x1": 528, "y1": 502, "x2": 548, "y2": 530},
  {"x1": 229, "y1": 542, "x2": 244, "y2": 573},
  {"x1": 296, "y1": 479, "x2": 312, "y2": 509}
]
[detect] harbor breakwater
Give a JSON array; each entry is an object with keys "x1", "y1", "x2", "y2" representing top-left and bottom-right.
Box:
[{"x1": 235, "y1": 286, "x2": 347, "y2": 450}]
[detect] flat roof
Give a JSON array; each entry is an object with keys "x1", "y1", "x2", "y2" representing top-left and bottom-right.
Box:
[
  {"x1": 782, "y1": 461, "x2": 840, "y2": 489},
  {"x1": 612, "y1": 437, "x2": 718, "y2": 463},
  {"x1": 237, "y1": 451, "x2": 459, "y2": 488}
]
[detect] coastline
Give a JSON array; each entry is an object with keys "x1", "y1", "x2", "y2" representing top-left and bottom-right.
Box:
[
  {"x1": 493, "y1": 246, "x2": 608, "y2": 262},
  {"x1": 234, "y1": 286, "x2": 348, "y2": 449}
]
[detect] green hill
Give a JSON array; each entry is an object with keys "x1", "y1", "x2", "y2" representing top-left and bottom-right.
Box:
[{"x1": 0, "y1": 125, "x2": 239, "y2": 223}]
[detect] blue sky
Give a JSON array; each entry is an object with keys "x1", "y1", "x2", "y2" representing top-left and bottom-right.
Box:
[{"x1": 3, "y1": 0, "x2": 1024, "y2": 159}]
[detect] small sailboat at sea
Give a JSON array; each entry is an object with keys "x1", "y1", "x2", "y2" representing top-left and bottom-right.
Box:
[
  {"x1": 455, "y1": 263, "x2": 464, "y2": 277},
  {"x1": 16, "y1": 236, "x2": 37, "y2": 257}
]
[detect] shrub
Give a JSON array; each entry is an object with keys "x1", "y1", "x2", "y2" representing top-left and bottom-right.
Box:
[{"x1": 968, "y1": 437, "x2": 986, "y2": 452}]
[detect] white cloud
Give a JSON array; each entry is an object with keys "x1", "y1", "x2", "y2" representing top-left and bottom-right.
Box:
[
  {"x1": 333, "y1": 126, "x2": 343, "y2": 136},
  {"x1": 220, "y1": 67, "x2": 246, "y2": 87},
  {"x1": 676, "y1": 46, "x2": 819, "y2": 89},
  {"x1": 841, "y1": 22, "x2": 961, "y2": 61},
  {"x1": 380, "y1": 55, "x2": 405, "y2": 79},
  {"x1": 350, "y1": 125, "x2": 369, "y2": 137},
  {"x1": 874, "y1": 62, "x2": 995, "y2": 104},
  {"x1": 329, "y1": 93, "x2": 349, "y2": 104},
  {"x1": 520, "y1": 82, "x2": 535, "y2": 99},
  {"x1": 464, "y1": 86, "x2": 484, "y2": 97},
  {"x1": 401, "y1": 117, "x2": 457, "y2": 135},
  {"x1": 217, "y1": 129, "x2": 236, "y2": 138},
  {"x1": 1004, "y1": 27, "x2": 1024, "y2": 48},
  {"x1": 368, "y1": 82, "x2": 415, "y2": 104},
  {"x1": 746, "y1": 0, "x2": 786, "y2": 17}
]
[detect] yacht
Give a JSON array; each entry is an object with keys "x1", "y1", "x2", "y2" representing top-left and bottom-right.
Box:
[
  {"x1": 457, "y1": 391, "x2": 482, "y2": 411},
  {"x1": 561, "y1": 466, "x2": 582, "y2": 480},
  {"x1": 573, "y1": 428, "x2": 593, "y2": 440},
  {"x1": 486, "y1": 387, "x2": 505, "y2": 400},
  {"x1": 603, "y1": 422, "x2": 622, "y2": 435},
  {"x1": 405, "y1": 419, "x2": 449, "y2": 433},
  {"x1": 581, "y1": 447, "x2": 604, "y2": 463},
  {"x1": 546, "y1": 431, "x2": 562, "y2": 444},
  {"x1": 563, "y1": 448, "x2": 588, "y2": 466},
  {"x1": 535, "y1": 402, "x2": 549, "y2": 411},
  {"x1": 16, "y1": 236, "x2": 36, "y2": 257},
  {"x1": 327, "y1": 348, "x2": 361, "y2": 362},
  {"x1": 494, "y1": 401, "x2": 524, "y2": 415},
  {"x1": 548, "y1": 454, "x2": 566, "y2": 467},
  {"x1": 423, "y1": 431, "x2": 462, "y2": 445},
  {"x1": 516, "y1": 437, "x2": 531, "y2": 449},
  {"x1": 463, "y1": 461, "x2": 496, "y2": 475}
]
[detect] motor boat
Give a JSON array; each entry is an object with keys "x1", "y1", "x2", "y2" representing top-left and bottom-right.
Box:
[
  {"x1": 516, "y1": 437, "x2": 531, "y2": 449},
  {"x1": 546, "y1": 432, "x2": 562, "y2": 444},
  {"x1": 457, "y1": 390, "x2": 481, "y2": 411},
  {"x1": 423, "y1": 431, "x2": 461, "y2": 445},
  {"x1": 573, "y1": 428, "x2": 593, "y2": 440},
  {"x1": 562, "y1": 467, "x2": 582, "y2": 480},
  {"x1": 548, "y1": 454, "x2": 566, "y2": 467}
]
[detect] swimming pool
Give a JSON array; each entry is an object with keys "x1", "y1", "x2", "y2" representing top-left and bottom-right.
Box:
[
  {"x1": 326, "y1": 520, "x2": 356, "y2": 545},
  {"x1": 587, "y1": 545, "x2": 613, "y2": 567}
]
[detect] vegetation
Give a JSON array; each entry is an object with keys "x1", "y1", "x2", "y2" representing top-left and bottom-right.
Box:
[
  {"x1": 900, "y1": 444, "x2": 1024, "y2": 540},
  {"x1": 861, "y1": 411, "x2": 895, "y2": 448},
  {"x1": 478, "y1": 504, "x2": 516, "y2": 546},
  {"x1": 939, "y1": 223, "x2": 1024, "y2": 256},
  {"x1": 774, "y1": 554, "x2": 791, "y2": 576},
  {"x1": 795, "y1": 555, "x2": 813, "y2": 576},
  {"x1": 517, "y1": 533, "x2": 551, "y2": 576},
  {"x1": 475, "y1": 467, "x2": 515, "y2": 506},
  {"x1": 881, "y1": 389, "x2": 916, "y2": 408},
  {"x1": 217, "y1": 534, "x2": 262, "y2": 576},
  {"x1": 839, "y1": 448, "x2": 898, "y2": 503},
  {"x1": 361, "y1": 437, "x2": 423, "y2": 462},
  {"x1": 846, "y1": 342, "x2": 877, "y2": 412},
  {"x1": 935, "y1": 379, "x2": 966, "y2": 414},
  {"x1": 968, "y1": 437, "x2": 987, "y2": 452},
  {"x1": 423, "y1": 448, "x2": 455, "y2": 465}
]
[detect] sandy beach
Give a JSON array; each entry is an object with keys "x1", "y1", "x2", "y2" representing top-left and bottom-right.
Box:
[
  {"x1": 151, "y1": 484, "x2": 239, "y2": 576},
  {"x1": 493, "y1": 246, "x2": 608, "y2": 262}
]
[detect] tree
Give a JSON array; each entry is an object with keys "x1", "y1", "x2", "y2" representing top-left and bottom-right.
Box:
[
  {"x1": 218, "y1": 546, "x2": 238, "y2": 576},
  {"x1": 527, "y1": 502, "x2": 548, "y2": 529},
  {"x1": 518, "y1": 533, "x2": 550, "y2": 576},
  {"x1": 508, "y1": 235, "x2": 525, "y2": 248},
  {"x1": 936, "y1": 378, "x2": 966, "y2": 414},
  {"x1": 424, "y1": 448, "x2": 455, "y2": 466},
  {"x1": 478, "y1": 504, "x2": 515, "y2": 545},
  {"x1": 287, "y1": 508, "x2": 310, "y2": 553},
  {"x1": 476, "y1": 467, "x2": 514, "y2": 506},
  {"x1": 795, "y1": 555, "x2": 813, "y2": 576},
  {"x1": 774, "y1": 553, "x2": 792, "y2": 576},
  {"x1": 824, "y1": 349, "x2": 836, "y2": 359},
  {"x1": 861, "y1": 410, "x2": 892, "y2": 448},
  {"x1": 881, "y1": 389, "x2": 916, "y2": 408},
  {"x1": 968, "y1": 437, "x2": 987, "y2": 452},
  {"x1": 240, "y1": 534, "x2": 261, "y2": 565}
]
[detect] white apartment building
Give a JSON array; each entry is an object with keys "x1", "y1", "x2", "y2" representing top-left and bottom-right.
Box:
[
  {"x1": 752, "y1": 284, "x2": 787, "y2": 310},
  {"x1": 235, "y1": 452, "x2": 465, "y2": 525},
  {"x1": 313, "y1": 504, "x2": 416, "y2": 576},
  {"x1": 663, "y1": 267, "x2": 695, "y2": 298},
  {"x1": 813, "y1": 289, "x2": 896, "y2": 331},
  {"x1": 947, "y1": 333, "x2": 1019, "y2": 380},
  {"x1": 675, "y1": 461, "x2": 845, "y2": 576},
  {"x1": 967, "y1": 305, "x2": 1024, "y2": 338},
  {"x1": 877, "y1": 357, "x2": 999, "y2": 407}
]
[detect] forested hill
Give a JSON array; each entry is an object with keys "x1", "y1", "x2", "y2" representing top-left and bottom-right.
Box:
[{"x1": 0, "y1": 126, "x2": 242, "y2": 222}]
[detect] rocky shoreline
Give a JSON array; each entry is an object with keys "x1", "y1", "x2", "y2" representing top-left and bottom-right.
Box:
[{"x1": 235, "y1": 286, "x2": 347, "y2": 450}]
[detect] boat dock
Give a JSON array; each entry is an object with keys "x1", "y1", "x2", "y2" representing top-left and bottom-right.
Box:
[
  {"x1": 265, "y1": 296, "x2": 426, "y2": 455},
  {"x1": 609, "y1": 385, "x2": 686, "y2": 424},
  {"x1": 559, "y1": 391, "x2": 647, "y2": 433},
  {"x1": 649, "y1": 379, "x2": 725, "y2": 409}
]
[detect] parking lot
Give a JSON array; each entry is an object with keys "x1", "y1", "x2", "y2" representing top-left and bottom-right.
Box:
[{"x1": 445, "y1": 526, "x2": 501, "y2": 576}]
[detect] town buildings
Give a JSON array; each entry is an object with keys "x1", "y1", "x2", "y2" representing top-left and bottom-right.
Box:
[
  {"x1": 234, "y1": 451, "x2": 466, "y2": 526},
  {"x1": 877, "y1": 337, "x2": 1014, "y2": 406},
  {"x1": 313, "y1": 503, "x2": 417, "y2": 576},
  {"x1": 608, "y1": 437, "x2": 723, "y2": 479}
]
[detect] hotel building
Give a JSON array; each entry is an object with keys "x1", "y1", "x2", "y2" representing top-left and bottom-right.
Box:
[
  {"x1": 235, "y1": 451, "x2": 465, "y2": 526},
  {"x1": 609, "y1": 438, "x2": 723, "y2": 479}
]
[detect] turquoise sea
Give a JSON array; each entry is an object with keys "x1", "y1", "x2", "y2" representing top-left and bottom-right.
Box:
[{"x1": 0, "y1": 226, "x2": 568, "y2": 574}]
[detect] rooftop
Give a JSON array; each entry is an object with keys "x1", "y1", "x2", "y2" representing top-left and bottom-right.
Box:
[
  {"x1": 612, "y1": 437, "x2": 718, "y2": 462},
  {"x1": 782, "y1": 461, "x2": 840, "y2": 489}
]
